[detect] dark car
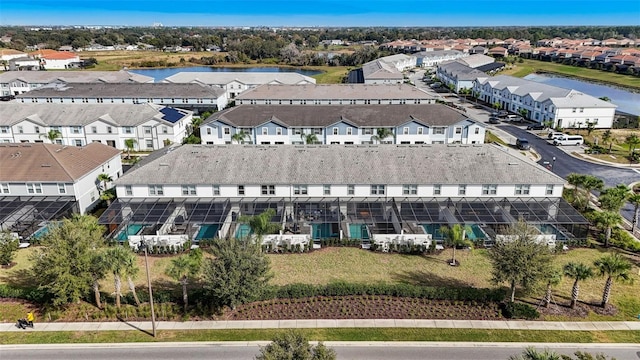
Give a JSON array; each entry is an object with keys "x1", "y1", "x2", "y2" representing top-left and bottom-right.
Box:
[
  {"x1": 488, "y1": 117, "x2": 500, "y2": 124},
  {"x1": 527, "y1": 124, "x2": 547, "y2": 131},
  {"x1": 0, "y1": 95, "x2": 15, "y2": 101},
  {"x1": 516, "y1": 138, "x2": 531, "y2": 150}
]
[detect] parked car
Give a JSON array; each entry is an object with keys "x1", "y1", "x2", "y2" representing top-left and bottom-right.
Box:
[
  {"x1": 527, "y1": 124, "x2": 547, "y2": 131},
  {"x1": 488, "y1": 117, "x2": 501, "y2": 124},
  {"x1": 553, "y1": 135, "x2": 584, "y2": 146},
  {"x1": 0, "y1": 95, "x2": 15, "y2": 101},
  {"x1": 497, "y1": 110, "x2": 509, "y2": 118},
  {"x1": 516, "y1": 138, "x2": 531, "y2": 150},
  {"x1": 547, "y1": 132, "x2": 565, "y2": 140},
  {"x1": 490, "y1": 111, "x2": 499, "y2": 117},
  {"x1": 506, "y1": 114, "x2": 523, "y2": 122}
]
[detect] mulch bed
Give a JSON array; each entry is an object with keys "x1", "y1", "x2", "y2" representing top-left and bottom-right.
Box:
[{"x1": 227, "y1": 295, "x2": 502, "y2": 320}]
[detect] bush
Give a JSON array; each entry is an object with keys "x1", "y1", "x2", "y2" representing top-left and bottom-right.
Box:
[
  {"x1": 610, "y1": 228, "x2": 640, "y2": 252},
  {"x1": 0, "y1": 284, "x2": 49, "y2": 303},
  {"x1": 500, "y1": 301, "x2": 540, "y2": 320}
]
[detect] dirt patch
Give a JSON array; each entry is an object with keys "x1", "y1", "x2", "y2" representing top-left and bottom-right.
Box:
[
  {"x1": 0, "y1": 262, "x2": 16, "y2": 269},
  {"x1": 537, "y1": 301, "x2": 618, "y2": 318}
]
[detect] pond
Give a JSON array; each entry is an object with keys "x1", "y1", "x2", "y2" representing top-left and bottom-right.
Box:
[
  {"x1": 523, "y1": 73, "x2": 640, "y2": 116},
  {"x1": 129, "y1": 66, "x2": 322, "y2": 82}
]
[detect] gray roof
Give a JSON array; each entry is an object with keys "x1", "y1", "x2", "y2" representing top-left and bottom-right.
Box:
[
  {"x1": 414, "y1": 50, "x2": 465, "y2": 58},
  {"x1": 438, "y1": 62, "x2": 487, "y2": 80},
  {"x1": 361, "y1": 60, "x2": 403, "y2": 80},
  {"x1": 161, "y1": 71, "x2": 316, "y2": 85},
  {"x1": 0, "y1": 103, "x2": 189, "y2": 127},
  {"x1": 15, "y1": 82, "x2": 226, "y2": 99},
  {"x1": 476, "y1": 75, "x2": 616, "y2": 107},
  {"x1": 116, "y1": 144, "x2": 564, "y2": 186},
  {"x1": 204, "y1": 104, "x2": 476, "y2": 128},
  {"x1": 0, "y1": 70, "x2": 154, "y2": 84},
  {"x1": 235, "y1": 84, "x2": 433, "y2": 101},
  {"x1": 457, "y1": 54, "x2": 495, "y2": 68}
]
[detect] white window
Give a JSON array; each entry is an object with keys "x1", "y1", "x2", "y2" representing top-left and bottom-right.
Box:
[
  {"x1": 148, "y1": 185, "x2": 164, "y2": 195},
  {"x1": 371, "y1": 185, "x2": 385, "y2": 195},
  {"x1": 26, "y1": 183, "x2": 43, "y2": 194},
  {"x1": 433, "y1": 184, "x2": 441, "y2": 195},
  {"x1": 34, "y1": 126, "x2": 40, "y2": 133},
  {"x1": 0, "y1": 183, "x2": 9, "y2": 194},
  {"x1": 347, "y1": 184, "x2": 355, "y2": 195},
  {"x1": 91, "y1": 126, "x2": 97, "y2": 133},
  {"x1": 433, "y1": 127, "x2": 445, "y2": 135},
  {"x1": 224, "y1": 127, "x2": 230, "y2": 135},
  {"x1": 417, "y1": 127, "x2": 423, "y2": 135},
  {"x1": 458, "y1": 185, "x2": 466, "y2": 196},
  {"x1": 146, "y1": 139, "x2": 153, "y2": 149},
  {"x1": 162, "y1": 126, "x2": 168, "y2": 134},
  {"x1": 181, "y1": 185, "x2": 197, "y2": 195},
  {"x1": 107, "y1": 126, "x2": 113, "y2": 134},
  {"x1": 293, "y1": 128, "x2": 302, "y2": 135},
  {"x1": 238, "y1": 185, "x2": 245, "y2": 195},
  {"x1": 294, "y1": 185, "x2": 308, "y2": 195},
  {"x1": 261, "y1": 185, "x2": 275, "y2": 195},
  {"x1": 125, "y1": 185, "x2": 133, "y2": 196},
  {"x1": 323, "y1": 184, "x2": 331, "y2": 195},
  {"x1": 455, "y1": 127, "x2": 462, "y2": 134},
  {"x1": 546, "y1": 184, "x2": 554, "y2": 195},
  {"x1": 144, "y1": 126, "x2": 152, "y2": 135},
  {"x1": 346, "y1": 127, "x2": 352, "y2": 135},
  {"x1": 482, "y1": 184, "x2": 497, "y2": 195},
  {"x1": 313, "y1": 128, "x2": 322, "y2": 135},
  {"x1": 515, "y1": 184, "x2": 530, "y2": 195},
  {"x1": 206, "y1": 128, "x2": 212, "y2": 135},
  {"x1": 572, "y1": 108, "x2": 576, "y2": 113},
  {"x1": 333, "y1": 127, "x2": 338, "y2": 135},
  {"x1": 123, "y1": 127, "x2": 133, "y2": 134},
  {"x1": 475, "y1": 128, "x2": 480, "y2": 134},
  {"x1": 403, "y1": 184, "x2": 417, "y2": 195},
  {"x1": 57, "y1": 183, "x2": 66, "y2": 194},
  {"x1": 403, "y1": 127, "x2": 409, "y2": 135},
  {"x1": 262, "y1": 127, "x2": 268, "y2": 135},
  {"x1": 17, "y1": 126, "x2": 23, "y2": 134},
  {"x1": 276, "y1": 127, "x2": 283, "y2": 136},
  {"x1": 363, "y1": 128, "x2": 372, "y2": 135},
  {"x1": 212, "y1": 185, "x2": 220, "y2": 195},
  {"x1": 74, "y1": 139, "x2": 83, "y2": 147},
  {"x1": 0, "y1": 126, "x2": 9, "y2": 134},
  {"x1": 71, "y1": 126, "x2": 81, "y2": 134}
]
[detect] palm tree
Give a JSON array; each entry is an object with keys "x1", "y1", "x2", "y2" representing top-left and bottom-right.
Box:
[
  {"x1": 166, "y1": 249, "x2": 202, "y2": 311},
  {"x1": 567, "y1": 173, "x2": 604, "y2": 212},
  {"x1": 100, "y1": 188, "x2": 116, "y2": 206},
  {"x1": 231, "y1": 130, "x2": 250, "y2": 144},
  {"x1": 601, "y1": 129, "x2": 613, "y2": 153},
  {"x1": 106, "y1": 246, "x2": 134, "y2": 308},
  {"x1": 371, "y1": 128, "x2": 394, "y2": 144},
  {"x1": 440, "y1": 224, "x2": 473, "y2": 266},
  {"x1": 123, "y1": 253, "x2": 140, "y2": 306},
  {"x1": 563, "y1": 262, "x2": 594, "y2": 309},
  {"x1": 509, "y1": 347, "x2": 562, "y2": 360},
  {"x1": 124, "y1": 138, "x2": 137, "y2": 159},
  {"x1": 625, "y1": 134, "x2": 640, "y2": 154},
  {"x1": 97, "y1": 173, "x2": 113, "y2": 194},
  {"x1": 592, "y1": 211, "x2": 622, "y2": 248},
  {"x1": 40, "y1": 129, "x2": 62, "y2": 144},
  {"x1": 238, "y1": 208, "x2": 282, "y2": 241},
  {"x1": 628, "y1": 193, "x2": 640, "y2": 231},
  {"x1": 598, "y1": 184, "x2": 631, "y2": 212},
  {"x1": 543, "y1": 269, "x2": 562, "y2": 308},
  {"x1": 301, "y1": 133, "x2": 319, "y2": 145},
  {"x1": 89, "y1": 250, "x2": 110, "y2": 309},
  {"x1": 594, "y1": 253, "x2": 631, "y2": 307}
]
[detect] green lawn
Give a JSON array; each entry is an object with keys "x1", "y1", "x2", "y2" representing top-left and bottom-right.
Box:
[
  {"x1": 500, "y1": 59, "x2": 640, "y2": 89},
  {"x1": 310, "y1": 66, "x2": 350, "y2": 84},
  {"x1": 1, "y1": 328, "x2": 638, "y2": 344},
  {"x1": 485, "y1": 131, "x2": 507, "y2": 145}
]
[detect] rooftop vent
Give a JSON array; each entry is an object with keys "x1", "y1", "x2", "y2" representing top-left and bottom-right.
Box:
[
  {"x1": 41, "y1": 163, "x2": 51, "y2": 167},
  {"x1": 159, "y1": 163, "x2": 169, "y2": 167}
]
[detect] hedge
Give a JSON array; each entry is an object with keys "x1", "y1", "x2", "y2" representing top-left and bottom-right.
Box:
[{"x1": 500, "y1": 301, "x2": 540, "y2": 320}]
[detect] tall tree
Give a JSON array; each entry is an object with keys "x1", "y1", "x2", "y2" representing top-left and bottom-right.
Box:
[
  {"x1": 628, "y1": 193, "x2": 640, "y2": 231},
  {"x1": 0, "y1": 231, "x2": 19, "y2": 266},
  {"x1": 543, "y1": 269, "x2": 562, "y2": 308},
  {"x1": 97, "y1": 173, "x2": 113, "y2": 195},
  {"x1": 256, "y1": 330, "x2": 336, "y2": 360},
  {"x1": 566, "y1": 173, "x2": 604, "y2": 212},
  {"x1": 231, "y1": 130, "x2": 251, "y2": 144},
  {"x1": 594, "y1": 253, "x2": 631, "y2": 307},
  {"x1": 31, "y1": 215, "x2": 105, "y2": 307},
  {"x1": 489, "y1": 221, "x2": 553, "y2": 302},
  {"x1": 440, "y1": 224, "x2": 473, "y2": 266},
  {"x1": 301, "y1": 133, "x2": 319, "y2": 145},
  {"x1": 89, "y1": 249, "x2": 110, "y2": 309},
  {"x1": 371, "y1": 127, "x2": 394, "y2": 144},
  {"x1": 591, "y1": 211, "x2": 622, "y2": 248},
  {"x1": 625, "y1": 134, "x2": 640, "y2": 154},
  {"x1": 105, "y1": 246, "x2": 137, "y2": 308},
  {"x1": 124, "y1": 138, "x2": 137, "y2": 159},
  {"x1": 238, "y1": 208, "x2": 282, "y2": 241},
  {"x1": 563, "y1": 262, "x2": 594, "y2": 309},
  {"x1": 601, "y1": 129, "x2": 613, "y2": 153},
  {"x1": 123, "y1": 253, "x2": 141, "y2": 306},
  {"x1": 202, "y1": 237, "x2": 272, "y2": 309},
  {"x1": 166, "y1": 249, "x2": 203, "y2": 311},
  {"x1": 598, "y1": 184, "x2": 631, "y2": 212}
]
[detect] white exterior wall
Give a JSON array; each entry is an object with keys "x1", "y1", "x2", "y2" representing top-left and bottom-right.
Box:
[
  {"x1": 364, "y1": 78, "x2": 403, "y2": 85},
  {"x1": 73, "y1": 155, "x2": 122, "y2": 214},
  {"x1": 18, "y1": 96, "x2": 228, "y2": 110},
  {"x1": 238, "y1": 98, "x2": 435, "y2": 105},
  {"x1": 41, "y1": 57, "x2": 79, "y2": 70},
  {"x1": 554, "y1": 107, "x2": 615, "y2": 129}
]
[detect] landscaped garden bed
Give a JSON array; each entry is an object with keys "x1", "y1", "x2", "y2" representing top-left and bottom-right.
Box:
[{"x1": 228, "y1": 295, "x2": 502, "y2": 320}]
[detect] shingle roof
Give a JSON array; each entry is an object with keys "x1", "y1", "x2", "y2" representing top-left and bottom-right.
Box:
[
  {"x1": 116, "y1": 144, "x2": 564, "y2": 186},
  {"x1": 235, "y1": 84, "x2": 433, "y2": 101},
  {"x1": 362, "y1": 60, "x2": 403, "y2": 79},
  {"x1": 16, "y1": 82, "x2": 226, "y2": 99},
  {"x1": 161, "y1": 72, "x2": 316, "y2": 85},
  {"x1": 0, "y1": 142, "x2": 120, "y2": 182},
  {"x1": 0, "y1": 70, "x2": 153, "y2": 84},
  {"x1": 204, "y1": 104, "x2": 474, "y2": 128},
  {"x1": 438, "y1": 62, "x2": 487, "y2": 80},
  {"x1": 0, "y1": 103, "x2": 189, "y2": 127},
  {"x1": 457, "y1": 54, "x2": 495, "y2": 68}
]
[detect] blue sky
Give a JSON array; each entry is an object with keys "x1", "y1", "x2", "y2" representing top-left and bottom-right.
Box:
[{"x1": 1, "y1": 0, "x2": 639, "y2": 26}]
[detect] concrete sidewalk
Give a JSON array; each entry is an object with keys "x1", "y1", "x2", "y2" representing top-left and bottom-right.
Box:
[{"x1": 1, "y1": 319, "x2": 639, "y2": 332}]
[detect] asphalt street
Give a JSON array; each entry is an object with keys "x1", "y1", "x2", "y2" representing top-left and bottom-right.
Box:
[{"x1": 2, "y1": 343, "x2": 639, "y2": 360}]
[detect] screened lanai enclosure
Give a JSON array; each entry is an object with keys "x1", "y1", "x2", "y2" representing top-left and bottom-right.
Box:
[
  {"x1": 0, "y1": 196, "x2": 78, "y2": 242},
  {"x1": 98, "y1": 196, "x2": 589, "y2": 249}
]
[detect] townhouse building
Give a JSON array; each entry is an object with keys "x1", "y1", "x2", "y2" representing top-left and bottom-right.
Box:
[
  {"x1": 0, "y1": 48, "x2": 28, "y2": 62},
  {"x1": 414, "y1": 50, "x2": 468, "y2": 68},
  {"x1": 436, "y1": 61, "x2": 487, "y2": 93},
  {"x1": 15, "y1": 83, "x2": 227, "y2": 112},
  {"x1": 473, "y1": 75, "x2": 616, "y2": 128},
  {"x1": 161, "y1": 71, "x2": 316, "y2": 101},
  {"x1": 0, "y1": 70, "x2": 154, "y2": 96},
  {"x1": 199, "y1": 104, "x2": 485, "y2": 145},
  {"x1": 98, "y1": 144, "x2": 587, "y2": 248},
  {"x1": 235, "y1": 84, "x2": 435, "y2": 106},
  {"x1": 354, "y1": 54, "x2": 418, "y2": 84},
  {"x1": 0, "y1": 103, "x2": 193, "y2": 150},
  {"x1": 0, "y1": 142, "x2": 122, "y2": 239}
]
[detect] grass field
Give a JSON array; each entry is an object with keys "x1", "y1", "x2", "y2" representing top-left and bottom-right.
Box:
[
  {"x1": 3, "y1": 246, "x2": 638, "y2": 320},
  {"x1": 499, "y1": 59, "x2": 640, "y2": 89},
  {"x1": 1, "y1": 328, "x2": 639, "y2": 344}
]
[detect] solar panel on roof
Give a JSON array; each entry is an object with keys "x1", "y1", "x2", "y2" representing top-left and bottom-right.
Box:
[{"x1": 159, "y1": 107, "x2": 184, "y2": 123}]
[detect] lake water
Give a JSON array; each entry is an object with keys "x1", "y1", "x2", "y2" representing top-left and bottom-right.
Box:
[
  {"x1": 130, "y1": 66, "x2": 322, "y2": 82},
  {"x1": 523, "y1": 73, "x2": 640, "y2": 116}
]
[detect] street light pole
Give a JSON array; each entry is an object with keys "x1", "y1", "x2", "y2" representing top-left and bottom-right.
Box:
[
  {"x1": 143, "y1": 240, "x2": 156, "y2": 337},
  {"x1": 552, "y1": 156, "x2": 556, "y2": 171}
]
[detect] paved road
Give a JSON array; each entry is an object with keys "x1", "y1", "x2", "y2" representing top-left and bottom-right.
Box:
[{"x1": 2, "y1": 342, "x2": 639, "y2": 360}]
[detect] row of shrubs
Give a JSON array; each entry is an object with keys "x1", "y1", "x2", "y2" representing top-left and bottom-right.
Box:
[
  {"x1": 500, "y1": 301, "x2": 540, "y2": 320},
  {"x1": 257, "y1": 282, "x2": 506, "y2": 303}
]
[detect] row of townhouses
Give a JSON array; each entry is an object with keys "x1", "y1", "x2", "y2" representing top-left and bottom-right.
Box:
[
  {"x1": 0, "y1": 103, "x2": 193, "y2": 150},
  {"x1": 199, "y1": 104, "x2": 485, "y2": 145}
]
